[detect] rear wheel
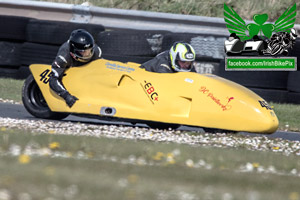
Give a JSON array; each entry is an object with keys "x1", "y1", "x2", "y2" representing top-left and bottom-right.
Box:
[{"x1": 22, "y1": 75, "x2": 69, "y2": 120}]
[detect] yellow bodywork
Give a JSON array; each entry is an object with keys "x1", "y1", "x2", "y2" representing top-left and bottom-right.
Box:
[{"x1": 30, "y1": 59, "x2": 278, "y2": 133}]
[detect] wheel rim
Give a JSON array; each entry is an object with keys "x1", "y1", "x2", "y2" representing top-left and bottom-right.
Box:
[{"x1": 29, "y1": 82, "x2": 48, "y2": 109}]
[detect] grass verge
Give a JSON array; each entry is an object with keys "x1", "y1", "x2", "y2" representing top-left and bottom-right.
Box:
[
  {"x1": 0, "y1": 78, "x2": 23, "y2": 102},
  {"x1": 0, "y1": 128, "x2": 300, "y2": 200}
]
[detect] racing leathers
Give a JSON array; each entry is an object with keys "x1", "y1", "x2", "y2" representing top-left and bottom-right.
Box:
[
  {"x1": 49, "y1": 42, "x2": 102, "y2": 107},
  {"x1": 140, "y1": 51, "x2": 196, "y2": 73}
]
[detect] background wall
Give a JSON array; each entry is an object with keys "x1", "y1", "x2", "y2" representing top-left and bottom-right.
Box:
[{"x1": 0, "y1": 1, "x2": 299, "y2": 104}]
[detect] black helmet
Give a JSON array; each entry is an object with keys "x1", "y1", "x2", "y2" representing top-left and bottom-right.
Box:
[{"x1": 69, "y1": 29, "x2": 95, "y2": 62}]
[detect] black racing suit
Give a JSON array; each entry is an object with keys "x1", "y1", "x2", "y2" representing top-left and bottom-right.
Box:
[
  {"x1": 49, "y1": 41, "x2": 102, "y2": 107},
  {"x1": 140, "y1": 50, "x2": 196, "y2": 73}
]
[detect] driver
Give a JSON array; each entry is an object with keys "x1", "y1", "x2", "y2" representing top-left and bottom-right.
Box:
[
  {"x1": 140, "y1": 42, "x2": 196, "y2": 73},
  {"x1": 49, "y1": 29, "x2": 102, "y2": 108}
]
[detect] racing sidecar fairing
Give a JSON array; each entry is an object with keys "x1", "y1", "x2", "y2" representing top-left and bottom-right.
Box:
[{"x1": 23, "y1": 59, "x2": 278, "y2": 134}]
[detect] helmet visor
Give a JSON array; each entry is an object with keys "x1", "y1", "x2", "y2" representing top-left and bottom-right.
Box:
[
  {"x1": 74, "y1": 47, "x2": 94, "y2": 60},
  {"x1": 177, "y1": 60, "x2": 193, "y2": 71}
]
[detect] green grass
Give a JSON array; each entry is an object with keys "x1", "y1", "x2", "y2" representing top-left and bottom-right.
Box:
[
  {"x1": 0, "y1": 78, "x2": 23, "y2": 102},
  {"x1": 273, "y1": 103, "x2": 300, "y2": 132},
  {"x1": 36, "y1": 0, "x2": 300, "y2": 24},
  {"x1": 0, "y1": 129, "x2": 300, "y2": 200}
]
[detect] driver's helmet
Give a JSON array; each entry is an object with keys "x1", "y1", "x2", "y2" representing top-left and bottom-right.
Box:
[
  {"x1": 69, "y1": 29, "x2": 95, "y2": 62},
  {"x1": 169, "y1": 42, "x2": 196, "y2": 72}
]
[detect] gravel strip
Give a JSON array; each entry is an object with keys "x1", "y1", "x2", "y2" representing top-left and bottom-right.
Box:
[
  {"x1": 0, "y1": 98, "x2": 21, "y2": 104},
  {"x1": 1, "y1": 117, "x2": 300, "y2": 156}
]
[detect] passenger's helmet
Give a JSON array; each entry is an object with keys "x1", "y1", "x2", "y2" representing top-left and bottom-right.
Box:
[
  {"x1": 69, "y1": 29, "x2": 95, "y2": 62},
  {"x1": 169, "y1": 42, "x2": 196, "y2": 72}
]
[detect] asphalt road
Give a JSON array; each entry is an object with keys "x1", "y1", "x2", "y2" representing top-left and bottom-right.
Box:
[{"x1": 1, "y1": 102, "x2": 300, "y2": 141}]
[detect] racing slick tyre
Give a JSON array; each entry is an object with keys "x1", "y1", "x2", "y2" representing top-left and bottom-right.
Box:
[{"x1": 22, "y1": 75, "x2": 69, "y2": 120}]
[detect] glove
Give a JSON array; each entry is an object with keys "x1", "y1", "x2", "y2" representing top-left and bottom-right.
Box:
[
  {"x1": 60, "y1": 91, "x2": 79, "y2": 108},
  {"x1": 65, "y1": 94, "x2": 79, "y2": 108}
]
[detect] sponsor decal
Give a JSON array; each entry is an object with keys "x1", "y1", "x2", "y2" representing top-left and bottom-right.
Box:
[
  {"x1": 184, "y1": 78, "x2": 194, "y2": 83},
  {"x1": 199, "y1": 86, "x2": 234, "y2": 111},
  {"x1": 39, "y1": 69, "x2": 53, "y2": 84},
  {"x1": 258, "y1": 100, "x2": 273, "y2": 110},
  {"x1": 185, "y1": 53, "x2": 194, "y2": 59},
  {"x1": 105, "y1": 62, "x2": 135, "y2": 73},
  {"x1": 141, "y1": 80, "x2": 159, "y2": 104}
]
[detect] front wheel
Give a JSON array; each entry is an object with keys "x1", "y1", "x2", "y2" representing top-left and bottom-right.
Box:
[{"x1": 22, "y1": 75, "x2": 69, "y2": 120}]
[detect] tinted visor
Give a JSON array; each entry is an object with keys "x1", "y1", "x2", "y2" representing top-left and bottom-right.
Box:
[
  {"x1": 176, "y1": 60, "x2": 193, "y2": 71},
  {"x1": 74, "y1": 47, "x2": 94, "y2": 60}
]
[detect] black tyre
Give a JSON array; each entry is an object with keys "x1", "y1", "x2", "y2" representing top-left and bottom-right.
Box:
[
  {"x1": 162, "y1": 33, "x2": 226, "y2": 60},
  {"x1": 22, "y1": 75, "x2": 69, "y2": 120},
  {"x1": 102, "y1": 54, "x2": 153, "y2": 64},
  {"x1": 26, "y1": 19, "x2": 105, "y2": 45},
  {"x1": 147, "y1": 121, "x2": 180, "y2": 130},
  {"x1": 21, "y1": 42, "x2": 60, "y2": 66},
  {"x1": 287, "y1": 71, "x2": 300, "y2": 93},
  {"x1": 0, "y1": 15, "x2": 30, "y2": 41},
  {"x1": 248, "y1": 88, "x2": 288, "y2": 103},
  {"x1": 0, "y1": 42, "x2": 22, "y2": 66},
  {"x1": 287, "y1": 92, "x2": 300, "y2": 104},
  {"x1": 97, "y1": 30, "x2": 170, "y2": 56},
  {"x1": 289, "y1": 38, "x2": 300, "y2": 71},
  {"x1": 0, "y1": 66, "x2": 30, "y2": 80}
]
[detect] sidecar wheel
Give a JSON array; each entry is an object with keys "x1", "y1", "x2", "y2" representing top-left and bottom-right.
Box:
[{"x1": 22, "y1": 75, "x2": 69, "y2": 120}]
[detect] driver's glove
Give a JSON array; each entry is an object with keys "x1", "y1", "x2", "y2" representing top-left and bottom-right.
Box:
[{"x1": 61, "y1": 91, "x2": 79, "y2": 108}]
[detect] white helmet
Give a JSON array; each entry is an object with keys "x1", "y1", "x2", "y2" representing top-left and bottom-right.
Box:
[{"x1": 169, "y1": 42, "x2": 196, "y2": 72}]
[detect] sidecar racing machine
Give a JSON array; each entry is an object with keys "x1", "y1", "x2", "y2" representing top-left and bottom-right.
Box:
[{"x1": 22, "y1": 59, "x2": 278, "y2": 134}]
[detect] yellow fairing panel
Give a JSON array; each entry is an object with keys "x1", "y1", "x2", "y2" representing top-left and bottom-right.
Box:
[{"x1": 30, "y1": 59, "x2": 278, "y2": 133}]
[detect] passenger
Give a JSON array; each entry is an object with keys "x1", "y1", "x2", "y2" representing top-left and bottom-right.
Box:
[
  {"x1": 49, "y1": 29, "x2": 102, "y2": 108},
  {"x1": 140, "y1": 42, "x2": 196, "y2": 73}
]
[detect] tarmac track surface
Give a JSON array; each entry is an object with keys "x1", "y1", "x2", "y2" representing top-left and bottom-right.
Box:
[{"x1": 1, "y1": 102, "x2": 300, "y2": 141}]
